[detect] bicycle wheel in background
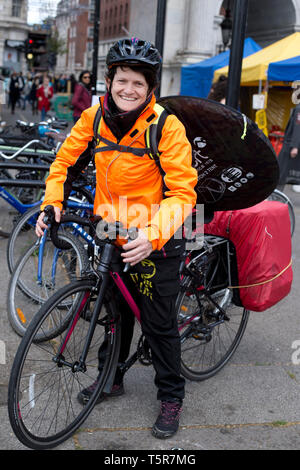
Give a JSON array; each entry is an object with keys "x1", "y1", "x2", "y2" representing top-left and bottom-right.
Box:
[
  {"x1": 267, "y1": 189, "x2": 295, "y2": 236},
  {"x1": 8, "y1": 279, "x2": 121, "y2": 450},
  {"x1": 0, "y1": 169, "x2": 15, "y2": 237},
  {"x1": 6, "y1": 204, "x2": 41, "y2": 273},
  {"x1": 7, "y1": 231, "x2": 89, "y2": 338},
  {"x1": 6, "y1": 187, "x2": 93, "y2": 274},
  {"x1": 177, "y1": 281, "x2": 249, "y2": 381}
]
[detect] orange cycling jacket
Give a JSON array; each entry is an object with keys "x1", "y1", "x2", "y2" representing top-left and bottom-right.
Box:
[{"x1": 41, "y1": 93, "x2": 198, "y2": 251}]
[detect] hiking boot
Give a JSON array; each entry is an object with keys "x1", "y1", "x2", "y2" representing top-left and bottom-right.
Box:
[
  {"x1": 152, "y1": 400, "x2": 182, "y2": 439},
  {"x1": 77, "y1": 379, "x2": 124, "y2": 405}
]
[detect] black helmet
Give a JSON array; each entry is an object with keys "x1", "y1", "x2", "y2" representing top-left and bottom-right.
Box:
[{"x1": 106, "y1": 37, "x2": 162, "y2": 71}]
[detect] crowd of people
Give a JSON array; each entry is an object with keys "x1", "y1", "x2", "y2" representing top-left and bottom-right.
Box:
[{"x1": 2, "y1": 70, "x2": 92, "y2": 123}]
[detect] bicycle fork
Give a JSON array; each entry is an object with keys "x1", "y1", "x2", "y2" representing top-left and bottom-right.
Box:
[{"x1": 53, "y1": 244, "x2": 117, "y2": 374}]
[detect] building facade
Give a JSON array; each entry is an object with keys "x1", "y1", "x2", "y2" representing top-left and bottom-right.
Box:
[
  {"x1": 55, "y1": 0, "x2": 131, "y2": 77},
  {"x1": 128, "y1": 0, "x2": 300, "y2": 96},
  {"x1": 0, "y1": 0, "x2": 29, "y2": 74},
  {"x1": 53, "y1": 0, "x2": 300, "y2": 93},
  {"x1": 55, "y1": 0, "x2": 94, "y2": 75}
]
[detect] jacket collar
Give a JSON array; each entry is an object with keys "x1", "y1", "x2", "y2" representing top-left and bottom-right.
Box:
[{"x1": 99, "y1": 93, "x2": 159, "y2": 144}]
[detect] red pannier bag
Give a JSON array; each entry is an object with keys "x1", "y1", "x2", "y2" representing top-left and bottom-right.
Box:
[{"x1": 204, "y1": 200, "x2": 293, "y2": 312}]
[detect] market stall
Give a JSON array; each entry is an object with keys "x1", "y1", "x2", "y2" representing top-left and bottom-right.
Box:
[
  {"x1": 180, "y1": 37, "x2": 261, "y2": 99},
  {"x1": 213, "y1": 33, "x2": 300, "y2": 134}
]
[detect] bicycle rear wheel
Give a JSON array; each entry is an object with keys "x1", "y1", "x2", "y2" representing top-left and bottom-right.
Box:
[
  {"x1": 8, "y1": 279, "x2": 121, "y2": 450},
  {"x1": 7, "y1": 232, "x2": 89, "y2": 338},
  {"x1": 177, "y1": 281, "x2": 249, "y2": 381},
  {"x1": 267, "y1": 189, "x2": 295, "y2": 236}
]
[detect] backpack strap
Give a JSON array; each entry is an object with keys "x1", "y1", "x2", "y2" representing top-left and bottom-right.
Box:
[
  {"x1": 92, "y1": 102, "x2": 169, "y2": 161},
  {"x1": 95, "y1": 135, "x2": 152, "y2": 157},
  {"x1": 145, "y1": 103, "x2": 169, "y2": 163},
  {"x1": 93, "y1": 105, "x2": 102, "y2": 144}
]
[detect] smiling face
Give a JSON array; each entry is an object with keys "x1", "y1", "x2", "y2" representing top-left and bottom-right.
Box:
[{"x1": 106, "y1": 66, "x2": 149, "y2": 112}]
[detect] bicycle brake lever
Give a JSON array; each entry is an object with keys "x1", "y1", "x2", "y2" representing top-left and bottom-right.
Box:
[
  {"x1": 43, "y1": 205, "x2": 55, "y2": 225},
  {"x1": 123, "y1": 227, "x2": 139, "y2": 273}
]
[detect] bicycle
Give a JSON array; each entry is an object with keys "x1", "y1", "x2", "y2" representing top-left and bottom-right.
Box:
[{"x1": 8, "y1": 213, "x2": 249, "y2": 449}]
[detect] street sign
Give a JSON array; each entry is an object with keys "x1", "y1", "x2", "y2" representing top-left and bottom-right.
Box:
[{"x1": 5, "y1": 40, "x2": 24, "y2": 48}]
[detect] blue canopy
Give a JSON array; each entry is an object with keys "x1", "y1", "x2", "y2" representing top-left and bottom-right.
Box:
[
  {"x1": 268, "y1": 55, "x2": 300, "y2": 81},
  {"x1": 180, "y1": 37, "x2": 261, "y2": 98}
]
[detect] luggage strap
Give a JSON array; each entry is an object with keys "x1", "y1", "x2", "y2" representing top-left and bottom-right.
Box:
[{"x1": 228, "y1": 259, "x2": 292, "y2": 289}]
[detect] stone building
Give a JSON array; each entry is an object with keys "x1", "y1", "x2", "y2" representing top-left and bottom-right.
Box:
[
  {"x1": 0, "y1": 0, "x2": 29, "y2": 74},
  {"x1": 53, "y1": 0, "x2": 300, "y2": 94},
  {"x1": 55, "y1": 0, "x2": 131, "y2": 77},
  {"x1": 130, "y1": 0, "x2": 300, "y2": 97}
]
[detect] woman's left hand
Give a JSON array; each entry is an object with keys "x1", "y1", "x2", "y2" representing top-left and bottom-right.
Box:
[{"x1": 121, "y1": 229, "x2": 153, "y2": 266}]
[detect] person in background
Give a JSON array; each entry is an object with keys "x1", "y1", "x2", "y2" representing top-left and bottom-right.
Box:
[
  {"x1": 278, "y1": 103, "x2": 300, "y2": 192},
  {"x1": 21, "y1": 74, "x2": 32, "y2": 111},
  {"x1": 69, "y1": 74, "x2": 77, "y2": 94},
  {"x1": 36, "y1": 76, "x2": 54, "y2": 121},
  {"x1": 207, "y1": 75, "x2": 228, "y2": 104},
  {"x1": 71, "y1": 70, "x2": 92, "y2": 123},
  {"x1": 29, "y1": 76, "x2": 39, "y2": 115},
  {"x1": 9, "y1": 71, "x2": 20, "y2": 114}
]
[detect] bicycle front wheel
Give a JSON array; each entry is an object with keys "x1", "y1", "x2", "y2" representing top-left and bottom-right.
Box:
[
  {"x1": 8, "y1": 279, "x2": 121, "y2": 450},
  {"x1": 7, "y1": 232, "x2": 89, "y2": 338},
  {"x1": 177, "y1": 282, "x2": 249, "y2": 381}
]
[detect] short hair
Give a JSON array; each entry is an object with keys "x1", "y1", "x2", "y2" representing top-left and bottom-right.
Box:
[
  {"x1": 105, "y1": 64, "x2": 159, "y2": 92},
  {"x1": 208, "y1": 75, "x2": 228, "y2": 102}
]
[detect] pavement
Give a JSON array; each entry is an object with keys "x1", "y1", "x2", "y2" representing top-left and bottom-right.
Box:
[{"x1": 0, "y1": 102, "x2": 300, "y2": 452}]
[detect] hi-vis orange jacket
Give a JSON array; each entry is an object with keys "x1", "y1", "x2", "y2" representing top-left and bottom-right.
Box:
[{"x1": 41, "y1": 94, "x2": 197, "y2": 251}]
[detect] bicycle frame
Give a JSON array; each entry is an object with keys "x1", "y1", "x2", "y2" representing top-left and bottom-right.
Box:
[
  {"x1": 0, "y1": 185, "x2": 40, "y2": 214},
  {"x1": 0, "y1": 139, "x2": 55, "y2": 160}
]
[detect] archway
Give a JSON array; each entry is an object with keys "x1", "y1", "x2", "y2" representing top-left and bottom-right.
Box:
[{"x1": 220, "y1": 0, "x2": 296, "y2": 47}]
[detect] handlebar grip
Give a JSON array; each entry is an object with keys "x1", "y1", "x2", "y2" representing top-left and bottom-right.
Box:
[
  {"x1": 123, "y1": 227, "x2": 139, "y2": 273},
  {"x1": 43, "y1": 205, "x2": 55, "y2": 225},
  {"x1": 42, "y1": 206, "x2": 71, "y2": 250}
]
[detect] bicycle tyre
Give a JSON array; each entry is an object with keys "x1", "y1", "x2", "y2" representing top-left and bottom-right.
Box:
[
  {"x1": 177, "y1": 280, "x2": 249, "y2": 381},
  {"x1": 7, "y1": 231, "x2": 89, "y2": 339},
  {"x1": 267, "y1": 189, "x2": 295, "y2": 236},
  {"x1": 6, "y1": 205, "x2": 41, "y2": 274},
  {"x1": 8, "y1": 279, "x2": 121, "y2": 450}
]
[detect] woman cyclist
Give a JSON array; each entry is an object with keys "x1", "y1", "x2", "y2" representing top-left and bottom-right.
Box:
[{"x1": 35, "y1": 37, "x2": 197, "y2": 439}]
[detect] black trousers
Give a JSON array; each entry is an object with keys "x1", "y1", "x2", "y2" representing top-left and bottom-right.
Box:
[{"x1": 99, "y1": 238, "x2": 186, "y2": 402}]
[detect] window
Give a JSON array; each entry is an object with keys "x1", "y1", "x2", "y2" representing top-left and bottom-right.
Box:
[
  {"x1": 89, "y1": 11, "x2": 95, "y2": 23},
  {"x1": 12, "y1": 0, "x2": 22, "y2": 17}
]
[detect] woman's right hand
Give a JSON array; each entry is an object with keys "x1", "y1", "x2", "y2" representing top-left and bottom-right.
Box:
[{"x1": 35, "y1": 207, "x2": 61, "y2": 237}]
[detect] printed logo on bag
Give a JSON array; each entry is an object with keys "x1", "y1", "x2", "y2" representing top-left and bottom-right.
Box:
[{"x1": 221, "y1": 166, "x2": 243, "y2": 183}]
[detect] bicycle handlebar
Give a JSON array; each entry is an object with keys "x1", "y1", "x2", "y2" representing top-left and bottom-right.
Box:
[
  {"x1": 43, "y1": 205, "x2": 139, "y2": 272},
  {"x1": 0, "y1": 139, "x2": 54, "y2": 159}
]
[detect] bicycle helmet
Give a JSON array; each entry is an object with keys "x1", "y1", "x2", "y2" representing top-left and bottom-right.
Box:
[{"x1": 106, "y1": 37, "x2": 162, "y2": 71}]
